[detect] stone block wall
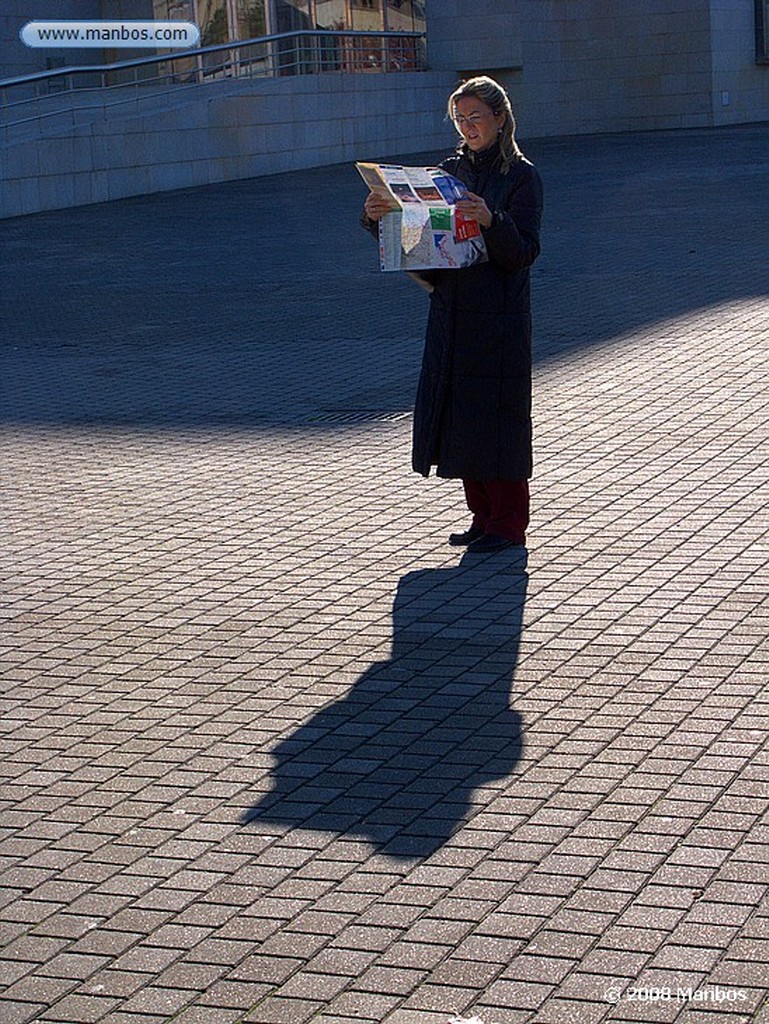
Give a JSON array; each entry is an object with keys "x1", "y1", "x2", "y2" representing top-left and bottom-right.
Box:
[
  {"x1": 427, "y1": 0, "x2": 768, "y2": 138},
  {"x1": 1, "y1": 71, "x2": 457, "y2": 218},
  {"x1": 710, "y1": 0, "x2": 769, "y2": 123}
]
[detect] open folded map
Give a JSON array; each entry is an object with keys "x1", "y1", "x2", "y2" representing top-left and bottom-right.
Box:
[{"x1": 356, "y1": 162, "x2": 488, "y2": 272}]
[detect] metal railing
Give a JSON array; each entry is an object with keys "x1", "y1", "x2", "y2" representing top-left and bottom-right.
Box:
[{"x1": 0, "y1": 29, "x2": 427, "y2": 112}]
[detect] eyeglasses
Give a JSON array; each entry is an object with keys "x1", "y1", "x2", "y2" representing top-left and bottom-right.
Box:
[{"x1": 453, "y1": 112, "x2": 494, "y2": 127}]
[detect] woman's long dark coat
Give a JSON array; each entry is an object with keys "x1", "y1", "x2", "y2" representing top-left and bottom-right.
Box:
[{"x1": 413, "y1": 145, "x2": 543, "y2": 481}]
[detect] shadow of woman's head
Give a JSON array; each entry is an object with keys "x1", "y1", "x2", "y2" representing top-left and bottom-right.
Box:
[{"x1": 242, "y1": 552, "x2": 528, "y2": 858}]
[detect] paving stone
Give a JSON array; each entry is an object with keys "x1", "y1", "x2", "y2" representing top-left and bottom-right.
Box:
[
  {"x1": 37, "y1": 993, "x2": 120, "y2": 1021},
  {"x1": 195, "y1": 978, "x2": 273, "y2": 1009},
  {"x1": 477, "y1": 977, "x2": 557, "y2": 1011},
  {"x1": 240, "y1": 996, "x2": 326, "y2": 1023},
  {"x1": 171, "y1": 1009, "x2": 242, "y2": 1024},
  {"x1": 536, "y1": 998, "x2": 609, "y2": 1024},
  {"x1": 0, "y1": 1002, "x2": 48, "y2": 1024},
  {"x1": 81, "y1": 969, "x2": 155, "y2": 998},
  {"x1": 99, "y1": 1015, "x2": 171, "y2": 1024},
  {"x1": 116, "y1": 985, "x2": 198, "y2": 1016},
  {"x1": 1, "y1": 974, "x2": 79, "y2": 1005}
]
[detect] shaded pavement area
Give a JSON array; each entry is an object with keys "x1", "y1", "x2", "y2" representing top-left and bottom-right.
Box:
[{"x1": 1, "y1": 123, "x2": 768, "y2": 1024}]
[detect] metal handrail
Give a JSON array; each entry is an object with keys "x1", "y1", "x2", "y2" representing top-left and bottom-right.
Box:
[{"x1": 0, "y1": 29, "x2": 427, "y2": 108}]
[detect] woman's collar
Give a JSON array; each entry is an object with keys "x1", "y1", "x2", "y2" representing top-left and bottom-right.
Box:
[{"x1": 461, "y1": 140, "x2": 501, "y2": 166}]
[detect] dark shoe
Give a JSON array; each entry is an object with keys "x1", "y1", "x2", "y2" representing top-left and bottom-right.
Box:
[
  {"x1": 468, "y1": 532, "x2": 524, "y2": 553},
  {"x1": 449, "y1": 524, "x2": 485, "y2": 546}
]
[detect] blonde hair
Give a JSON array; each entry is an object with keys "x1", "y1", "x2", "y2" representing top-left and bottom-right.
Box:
[{"x1": 447, "y1": 76, "x2": 523, "y2": 172}]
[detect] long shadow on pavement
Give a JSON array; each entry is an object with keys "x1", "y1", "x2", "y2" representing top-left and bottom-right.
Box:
[{"x1": 242, "y1": 552, "x2": 527, "y2": 859}]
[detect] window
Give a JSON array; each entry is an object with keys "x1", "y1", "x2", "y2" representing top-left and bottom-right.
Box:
[
  {"x1": 163, "y1": 1, "x2": 425, "y2": 44},
  {"x1": 236, "y1": 1, "x2": 268, "y2": 38},
  {"x1": 275, "y1": 0, "x2": 312, "y2": 33},
  {"x1": 150, "y1": 0, "x2": 424, "y2": 75},
  {"x1": 314, "y1": 0, "x2": 345, "y2": 31},
  {"x1": 178, "y1": 0, "x2": 268, "y2": 45},
  {"x1": 386, "y1": 0, "x2": 426, "y2": 34},
  {"x1": 349, "y1": 0, "x2": 382, "y2": 32}
]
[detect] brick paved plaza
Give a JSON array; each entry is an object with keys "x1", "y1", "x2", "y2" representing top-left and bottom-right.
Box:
[{"x1": 1, "y1": 124, "x2": 768, "y2": 1024}]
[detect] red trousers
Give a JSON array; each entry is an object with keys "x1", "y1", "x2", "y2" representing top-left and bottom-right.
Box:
[{"x1": 463, "y1": 479, "x2": 530, "y2": 544}]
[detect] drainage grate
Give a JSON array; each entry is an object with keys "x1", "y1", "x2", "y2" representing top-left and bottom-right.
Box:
[{"x1": 303, "y1": 410, "x2": 412, "y2": 425}]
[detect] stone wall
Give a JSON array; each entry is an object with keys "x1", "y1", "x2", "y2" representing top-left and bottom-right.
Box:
[
  {"x1": 1, "y1": 70, "x2": 457, "y2": 218},
  {"x1": 426, "y1": 0, "x2": 769, "y2": 137},
  {"x1": 709, "y1": 0, "x2": 769, "y2": 124}
]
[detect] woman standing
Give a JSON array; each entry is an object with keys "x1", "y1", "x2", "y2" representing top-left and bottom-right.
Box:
[{"x1": 363, "y1": 76, "x2": 543, "y2": 552}]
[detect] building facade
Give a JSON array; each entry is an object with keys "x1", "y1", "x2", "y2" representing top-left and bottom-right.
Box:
[{"x1": 1, "y1": 1, "x2": 767, "y2": 217}]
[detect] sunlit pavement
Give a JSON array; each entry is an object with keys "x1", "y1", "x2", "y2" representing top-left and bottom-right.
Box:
[{"x1": 1, "y1": 124, "x2": 767, "y2": 1024}]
